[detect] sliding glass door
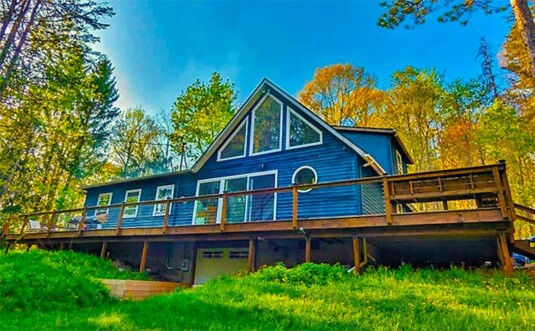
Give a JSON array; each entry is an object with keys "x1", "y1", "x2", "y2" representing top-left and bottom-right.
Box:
[{"x1": 193, "y1": 172, "x2": 276, "y2": 224}]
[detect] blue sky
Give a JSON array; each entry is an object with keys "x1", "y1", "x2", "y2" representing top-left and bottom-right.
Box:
[{"x1": 95, "y1": 0, "x2": 512, "y2": 113}]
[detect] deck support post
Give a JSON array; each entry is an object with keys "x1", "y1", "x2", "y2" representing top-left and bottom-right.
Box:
[
  {"x1": 139, "y1": 240, "x2": 150, "y2": 272},
  {"x1": 352, "y1": 235, "x2": 361, "y2": 274},
  {"x1": 100, "y1": 242, "x2": 108, "y2": 259},
  {"x1": 59, "y1": 242, "x2": 65, "y2": 251},
  {"x1": 305, "y1": 236, "x2": 311, "y2": 263},
  {"x1": 26, "y1": 244, "x2": 32, "y2": 252},
  {"x1": 248, "y1": 238, "x2": 256, "y2": 272},
  {"x1": 4, "y1": 243, "x2": 11, "y2": 254},
  {"x1": 497, "y1": 233, "x2": 513, "y2": 276}
]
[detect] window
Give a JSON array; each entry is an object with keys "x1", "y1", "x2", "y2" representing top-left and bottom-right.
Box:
[
  {"x1": 95, "y1": 193, "x2": 112, "y2": 216},
  {"x1": 218, "y1": 119, "x2": 247, "y2": 161},
  {"x1": 202, "y1": 251, "x2": 223, "y2": 259},
  {"x1": 287, "y1": 108, "x2": 322, "y2": 149},
  {"x1": 251, "y1": 95, "x2": 282, "y2": 155},
  {"x1": 153, "y1": 185, "x2": 174, "y2": 216},
  {"x1": 229, "y1": 250, "x2": 249, "y2": 259},
  {"x1": 123, "y1": 189, "x2": 141, "y2": 218},
  {"x1": 396, "y1": 150, "x2": 404, "y2": 174},
  {"x1": 193, "y1": 171, "x2": 277, "y2": 225},
  {"x1": 292, "y1": 166, "x2": 317, "y2": 193}
]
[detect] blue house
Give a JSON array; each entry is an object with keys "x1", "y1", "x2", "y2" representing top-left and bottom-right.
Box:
[{"x1": 79, "y1": 78, "x2": 413, "y2": 283}]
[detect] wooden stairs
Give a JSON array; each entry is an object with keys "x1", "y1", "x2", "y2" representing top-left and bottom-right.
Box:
[{"x1": 512, "y1": 204, "x2": 535, "y2": 259}]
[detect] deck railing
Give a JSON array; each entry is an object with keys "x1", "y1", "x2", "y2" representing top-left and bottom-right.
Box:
[{"x1": 1, "y1": 162, "x2": 516, "y2": 239}]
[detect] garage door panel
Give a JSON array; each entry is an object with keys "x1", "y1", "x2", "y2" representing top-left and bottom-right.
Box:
[{"x1": 194, "y1": 248, "x2": 248, "y2": 285}]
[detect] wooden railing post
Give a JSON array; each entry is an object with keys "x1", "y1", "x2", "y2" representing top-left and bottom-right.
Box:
[
  {"x1": 492, "y1": 165, "x2": 508, "y2": 219},
  {"x1": 19, "y1": 215, "x2": 28, "y2": 236},
  {"x1": 116, "y1": 203, "x2": 125, "y2": 236},
  {"x1": 162, "y1": 200, "x2": 171, "y2": 234},
  {"x1": 78, "y1": 208, "x2": 87, "y2": 236},
  {"x1": 47, "y1": 211, "x2": 56, "y2": 238},
  {"x1": 292, "y1": 185, "x2": 298, "y2": 229},
  {"x1": 220, "y1": 194, "x2": 227, "y2": 232},
  {"x1": 382, "y1": 175, "x2": 393, "y2": 224}
]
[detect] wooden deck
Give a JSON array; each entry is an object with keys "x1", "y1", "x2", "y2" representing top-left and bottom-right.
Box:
[{"x1": 1, "y1": 161, "x2": 529, "y2": 275}]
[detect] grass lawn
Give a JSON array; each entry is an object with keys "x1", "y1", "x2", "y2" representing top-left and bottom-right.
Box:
[{"x1": 1, "y1": 251, "x2": 535, "y2": 330}]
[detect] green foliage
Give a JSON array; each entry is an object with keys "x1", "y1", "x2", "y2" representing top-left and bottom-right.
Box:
[
  {"x1": 1, "y1": 263, "x2": 535, "y2": 330},
  {"x1": 170, "y1": 72, "x2": 237, "y2": 162},
  {"x1": 249, "y1": 262, "x2": 348, "y2": 286},
  {"x1": 0, "y1": 250, "x2": 147, "y2": 312}
]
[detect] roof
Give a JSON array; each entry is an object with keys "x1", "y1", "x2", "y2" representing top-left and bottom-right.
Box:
[
  {"x1": 81, "y1": 169, "x2": 193, "y2": 190},
  {"x1": 333, "y1": 126, "x2": 414, "y2": 164}
]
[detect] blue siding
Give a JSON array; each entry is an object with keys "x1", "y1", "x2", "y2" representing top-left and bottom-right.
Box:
[{"x1": 338, "y1": 131, "x2": 395, "y2": 174}]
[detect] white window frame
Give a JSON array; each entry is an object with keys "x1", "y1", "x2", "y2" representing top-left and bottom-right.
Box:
[
  {"x1": 249, "y1": 94, "x2": 283, "y2": 156},
  {"x1": 95, "y1": 192, "x2": 113, "y2": 216},
  {"x1": 192, "y1": 170, "x2": 278, "y2": 224},
  {"x1": 123, "y1": 189, "x2": 142, "y2": 218},
  {"x1": 153, "y1": 185, "x2": 175, "y2": 216},
  {"x1": 292, "y1": 166, "x2": 318, "y2": 193},
  {"x1": 217, "y1": 118, "x2": 248, "y2": 162},
  {"x1": 286, "y1": 108, "x2": 323, "y2": 150},
  {"x1": 396, "y1": 150, "x2": 404, "y2": 174}
]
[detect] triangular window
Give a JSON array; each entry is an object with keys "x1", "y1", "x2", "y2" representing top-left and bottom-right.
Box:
[
  {"x1": 287, "y1": 108, "x2": 322, "y2": 149},
  {"x1": 218, "y1": 120, "x2": 247, "y2": 161},
  {"x1": 251, "y1": 95, "x2": 282, "y2": 155}
]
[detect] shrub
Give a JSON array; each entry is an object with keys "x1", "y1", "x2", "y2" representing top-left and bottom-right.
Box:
[
  {"x1": 0, "y1": 250, "x2": 147, "y2": 312},
  {"x1": 251, "y1": 262, "x2": 348, "y2": 286}
]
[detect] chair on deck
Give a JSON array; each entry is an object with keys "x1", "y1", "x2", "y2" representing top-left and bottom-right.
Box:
[
  {"x1": 66, "y1": 216, "x2": 81, "y2": 231},
  {"x1": 28, "y1": 220, "x2": 47, "y2": 232}
]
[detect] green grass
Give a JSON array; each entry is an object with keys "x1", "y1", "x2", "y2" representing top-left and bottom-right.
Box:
[{"x1": 1, "y1": 252, "x2": 535, "y2": 330}]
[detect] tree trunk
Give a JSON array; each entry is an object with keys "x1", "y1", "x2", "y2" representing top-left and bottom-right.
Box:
[
  {"x1": 0, "y1": 0, "x2": 30, "y2": 68},
  {"x1": 0, "y1": 0, "x2": 20, "y2": 44},
  {"x1": 0, "y1": 0, "x2": 40, "y2": 99},
  {"x1": 510, "y1": 0, "x2": 535, "y2": 78}
]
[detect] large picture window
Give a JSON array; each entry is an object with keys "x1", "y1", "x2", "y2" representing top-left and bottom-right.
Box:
[
  {"x1": 218, "y1": 119, "x2": 247, "y2": 161},
  {"x1": 251, "y1": 95, "x2": 282, "y2": 155},
  {"x1": 153, "y1": 185, "x2": 175, "y2": 216},
  {"x1": 123, "y1": 189, "x2": 141, "y2": 218},
  {"x1": 193, "y1": 171, "x2": 277, "y2": 225},
  {"x1": 287, "y1": 108, "x2": 322, "y2": 149},
  {"x1": 95, "y1": 193, "x2": 112, "y2": 216}
]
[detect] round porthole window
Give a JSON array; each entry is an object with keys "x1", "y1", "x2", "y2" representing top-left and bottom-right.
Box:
[{"x1": 292, "y1": 166, "x2": 317, "y2": 193}]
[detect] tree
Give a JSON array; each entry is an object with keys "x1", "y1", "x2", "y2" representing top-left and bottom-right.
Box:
[
  {"x1": 377, "y1": 0, "x2": 535, "y2": 78},
  {"x1": 108, "y1": 108, "x2": 168, "y2": 178},
  {"x1": 383, "y1": 66, "x2": 446, "y2": 172},
  {"x1": 170, "y1": 72, "x2": 237, "y2": 161},
  {"x1": 298, "y1": 64, "x2": 385, "y2": 127},
  {"x1": 0, "y1": 0, "x2": 114, "y2": 100}
]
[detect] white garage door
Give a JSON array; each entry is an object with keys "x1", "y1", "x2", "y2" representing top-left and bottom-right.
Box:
[{"x1": 194, "y1": 248, "x2": 248, "y2": 285}]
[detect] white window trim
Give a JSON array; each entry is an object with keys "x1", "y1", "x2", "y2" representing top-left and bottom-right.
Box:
[
  {"x1": 123, "y1": 189, "x2": 142, "y2": 218},
  {"x1": 249, "y1": 94, "x2": 283, "y2": 156},
  {"x1": 192, "y1": 170, "x2": 278, "y2": 225},
  {"x1": 285, "y1": 108, "x2": 323, "y2": 150},
  {"x1": 396, "y1": 150, "x2": 404, "y2": 174},
  {"x1": 292, "y1": 166, "x2": 318, "y2": 193},
  {"x1": 94, "y1": 192, "x2": 113, "y2": 216},
  {"x1": 153, "y1": 185, "x2": 175, "y2": 216},
  {"x1": 217, "y1": 118, "x2": 248, "y2": 162}
]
